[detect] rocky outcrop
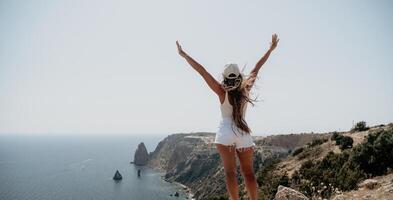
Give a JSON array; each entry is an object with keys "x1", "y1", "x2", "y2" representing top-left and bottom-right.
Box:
[
  {"x1": 133, "y1": 142, "x2": 149, "y2": 166},
  {"x1": 273, "y1": 185, "x2": 309, "y2": 200},
  {"x1": 358, "y1": 179, "x2": 380, "y2": 189}
]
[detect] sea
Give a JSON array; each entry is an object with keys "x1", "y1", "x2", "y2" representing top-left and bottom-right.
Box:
[{"x1": 0, "y1": 134, "x2": 190, "y2": 200}]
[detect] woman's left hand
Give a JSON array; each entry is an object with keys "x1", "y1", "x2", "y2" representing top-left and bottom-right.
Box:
[
  {"x1": 176, "y1": 40, "x2": 188, "y2": 58},
  {"x1": 269, "y1": 33, "x2": 279, "y2": 51}
]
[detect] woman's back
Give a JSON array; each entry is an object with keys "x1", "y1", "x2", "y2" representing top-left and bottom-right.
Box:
[{"x1": 220, "y1": 91, "x2": 247, "y2": 119}]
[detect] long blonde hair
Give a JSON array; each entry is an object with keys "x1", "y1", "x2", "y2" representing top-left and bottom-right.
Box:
[{"x1": 223, "y1": 73, "x2": 258, "y2": 135}]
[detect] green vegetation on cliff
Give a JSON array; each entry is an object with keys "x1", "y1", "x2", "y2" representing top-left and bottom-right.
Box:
[
  {"x1": 254, "y1": 124, "x2": 393, "y2": 200},
  {"x1": 295, "y1": 126, "x2": 393, "y2": 198},
  {"x1": 332, "y1": 132, "x2": 354, "y2": 150}
]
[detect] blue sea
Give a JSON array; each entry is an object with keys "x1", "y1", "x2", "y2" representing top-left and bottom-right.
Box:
[{"x1": 0, "y1": 134, "x2": 189, "y2": 200}]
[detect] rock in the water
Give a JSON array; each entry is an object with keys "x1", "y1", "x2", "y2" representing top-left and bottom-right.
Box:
[
  {"x1": 113, "y1": 170, "x2": 122, "y2": 180},
  {"x1": 133, "y1": 142, "x2": 149, "y2": 166},
  {"x1": 358, "y1": 179, "x2": 380, "y2": 189},
  {"x1": 174, "y1": 191, "x2": 179, "y2": 197},
  {"x1": 274, "y1": 185, "x2": 309, "y2": 200},
  {"x1": 137, "y1": 169, "x2": 141, "y2": 177}
]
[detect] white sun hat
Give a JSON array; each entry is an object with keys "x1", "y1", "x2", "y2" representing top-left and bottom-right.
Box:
[
  {"x1": 222, "y1": 63, "x2": 241, "y2": 79},
  {"x1": 222, "y1": 63, "x2": 242, "y2": 91}
]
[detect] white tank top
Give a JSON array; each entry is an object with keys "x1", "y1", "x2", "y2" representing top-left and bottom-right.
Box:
[{"x1": 220, "y1": 91, "x2": 247, "y2": 119}]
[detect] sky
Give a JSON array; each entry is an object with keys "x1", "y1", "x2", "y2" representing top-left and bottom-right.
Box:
[{"x1": 0, "y1": 0, "x2": 392, "y2": 136}]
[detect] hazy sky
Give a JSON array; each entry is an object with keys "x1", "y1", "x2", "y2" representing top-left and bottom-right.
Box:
[{"x1": 1, "y1": 0, "x2": 392, "y2": 135}]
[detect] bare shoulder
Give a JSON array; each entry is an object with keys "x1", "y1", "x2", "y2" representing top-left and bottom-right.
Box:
[{"x1": 218, "y1": 88, "x2": 226, "y2": 104}]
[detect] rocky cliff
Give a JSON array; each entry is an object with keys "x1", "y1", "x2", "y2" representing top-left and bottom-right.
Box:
[{"x1": 147, "y1": 132, "x2": 213, "y2": 171}]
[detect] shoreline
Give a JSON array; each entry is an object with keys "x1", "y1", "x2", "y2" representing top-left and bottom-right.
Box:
[
  {"x1": 161, "y1": 173, "x2": 195, "y2": 200},
  {"x1": 169, "y1": 179, "x2": 195, "y2": 200},
  {"x1": 132, "y1": 163, "x2": 195, "y2": 199}
]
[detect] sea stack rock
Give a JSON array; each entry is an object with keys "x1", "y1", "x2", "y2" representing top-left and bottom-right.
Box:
[
  {"x1": 113, "y1": 170, "x2": 122, "y2": 181},
  {"x1": 133, "y1": 142, "x2": 149, "y2": 166}
]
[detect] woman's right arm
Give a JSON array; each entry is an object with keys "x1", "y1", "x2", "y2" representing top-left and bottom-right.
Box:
[{"x1": 176, "y1": 41, "x2": 224, "y2": 96}]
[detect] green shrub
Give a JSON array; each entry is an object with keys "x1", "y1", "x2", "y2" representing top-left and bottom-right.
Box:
[
  {"x1": 334, "y1": 135, "x2": 343, "y2": 145},
  {"x1": 338, "y1": 136, "x2": 353, "y2": 150},
  {"x1": 331, "y1": 132, "x2": 340, "y2": 141},
  {"x1": 352, "y1": 127, "x2": 393, "y2": 176},
  {"x1": 351, "y1": 121, "x2": 369, "y2": 132},
  {"x1": 278, "y1": 173, "x2": 290, "y2": 187},
  {"x1": 332, "y1": 133, "x2": 354, "y2": 150}
]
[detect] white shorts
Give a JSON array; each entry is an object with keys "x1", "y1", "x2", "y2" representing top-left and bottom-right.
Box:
[{"x1": 214, "y1": 118, "x2": 256, "y2": 151}]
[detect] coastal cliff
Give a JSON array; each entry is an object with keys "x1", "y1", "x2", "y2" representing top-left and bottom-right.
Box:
[
  {"x1": 147, "y1": 132, "x2": 213, "y2": 171},
  {"x1": 146, "y1": 132, "x2": 327, "y2": 199},
  {"x1": 135, "y1": 123, "x2": 393, "y2": 199}
]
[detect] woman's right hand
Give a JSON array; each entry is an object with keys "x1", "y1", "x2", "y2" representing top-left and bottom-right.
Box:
[{"x1": 176, "y1": 40, "x2": 188, "y2": 58}]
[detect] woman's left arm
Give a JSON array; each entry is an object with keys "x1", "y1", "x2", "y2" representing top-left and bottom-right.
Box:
[{"x1": 247, "y1": 33, "x2": 279, "y2": 89}]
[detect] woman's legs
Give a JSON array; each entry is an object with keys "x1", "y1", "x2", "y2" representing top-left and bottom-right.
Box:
[
  {"x1": 236, "y1": 147, "x2": 258, "y2": 200},
  {"x1": 216, "y1": 144, "x2": 239, "y2": 200}
]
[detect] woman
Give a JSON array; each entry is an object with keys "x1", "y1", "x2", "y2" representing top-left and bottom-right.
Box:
[{"x1": 176, "y1": 34, "x2": 279, "y2": 200}]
